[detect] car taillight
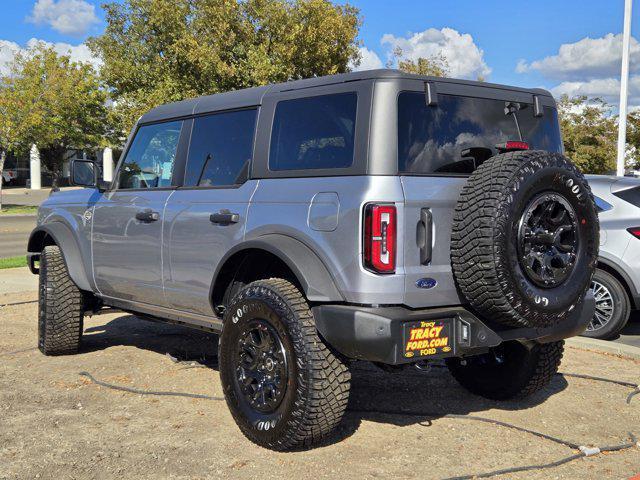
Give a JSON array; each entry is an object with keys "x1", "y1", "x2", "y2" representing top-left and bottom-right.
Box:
[
  {"x1": 496, "y1": 141, "x2": 529, "y2": 152},
  {"x1": 364, "y1": 204, "x2": 396, "y2": 273},
  {"x1": 628, "y1": 227, "x2": 640, "y2": 239}
]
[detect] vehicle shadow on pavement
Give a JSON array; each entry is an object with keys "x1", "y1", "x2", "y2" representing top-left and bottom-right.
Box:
[
  {"x1": 82, "y1": 313, "x2": 220, "y2": 368},
  {"x1": 617, "y1": 312, "x2": 640, "y2": 337},
  {"x1": 80, "y1": 312, "x2": 569, "y2": 448}
]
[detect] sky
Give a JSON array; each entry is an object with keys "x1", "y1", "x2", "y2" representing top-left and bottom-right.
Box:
[{"x1": 0, "y1": 0, "x2": 638, "y2": 106}]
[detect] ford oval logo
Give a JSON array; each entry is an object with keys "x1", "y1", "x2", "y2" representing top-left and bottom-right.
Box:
[{"x1": 416, "y1": 278, "x2": 437, "y2": 289}]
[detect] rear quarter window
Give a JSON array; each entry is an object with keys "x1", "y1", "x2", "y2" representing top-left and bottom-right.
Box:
[
  {"x1": 269, "y1": 92, "x2": 357, "y2": 171},
  {"x1": 613, "y1": 186, "x2": 640, "y2": 208},
  {"x1": 398, "y1": 92, "x2": 563, "y2": 175}
]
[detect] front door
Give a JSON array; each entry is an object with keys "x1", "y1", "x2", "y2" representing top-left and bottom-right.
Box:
[
  {"x1": 163, "y1": 108, "x2": 258, "y2": 316},
  {"x1": 92, "y1": 120, "x2": 185, "y2": 304}
]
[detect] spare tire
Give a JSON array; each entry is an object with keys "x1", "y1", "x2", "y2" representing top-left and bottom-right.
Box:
[{"x1": 451, "y1": 150, "x2": 598, "y2": 328}]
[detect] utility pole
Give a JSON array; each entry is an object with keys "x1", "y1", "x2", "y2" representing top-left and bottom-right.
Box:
[{"x1": 616, "y1": 0, "x2": 633, "y2": 176}]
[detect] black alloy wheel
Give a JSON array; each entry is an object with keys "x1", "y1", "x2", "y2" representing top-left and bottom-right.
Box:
[
  {"x1": 517, "y1": 192, "x2": 580, "y2": 288},
  {"x1": 235, "y1": 320, "x2": 288, "y2": 413}
]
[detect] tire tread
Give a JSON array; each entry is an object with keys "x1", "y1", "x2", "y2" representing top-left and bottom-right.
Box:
[{"x1": 38, "y1": 245, "x2": 84, "y2": 355}]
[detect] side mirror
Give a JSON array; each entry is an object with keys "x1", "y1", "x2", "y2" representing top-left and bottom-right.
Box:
[{"x1": 70, "y1": 159, "x2": 97, "y2": 188}]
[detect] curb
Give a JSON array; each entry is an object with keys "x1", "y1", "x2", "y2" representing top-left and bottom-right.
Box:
[
  {"x1": 0, "y1": 213, "x2": 37, "y2": 218},
  {"x1": 566, "y1": 337, "x2": 640, "y2": 361}
]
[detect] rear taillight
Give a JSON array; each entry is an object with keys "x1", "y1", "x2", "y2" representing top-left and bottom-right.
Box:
[
  {"x1": 496, "y1": 141, "x2": 529, "y2": 152},
  {"x1": 628, "y1": 227, "x2": 640, "y2": 239},
  {"x1": 364, "y1": 204, "x2": 396, "y2": 273}
]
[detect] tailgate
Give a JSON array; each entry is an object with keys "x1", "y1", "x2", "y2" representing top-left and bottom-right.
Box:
[{"x1": 400, "y1": 176, "x2": 467, "y2": 309}]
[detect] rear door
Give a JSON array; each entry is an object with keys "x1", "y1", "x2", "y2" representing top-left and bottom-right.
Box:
[
  {"x1": 397, "y1": 85, "x2": 563, "y2": 308},
  {"x1": 163, "y1": 108, "x2": 259, "y2": 316},
  {"x1": 92, "y1": 120, "x2": 185, "y2": 304}
]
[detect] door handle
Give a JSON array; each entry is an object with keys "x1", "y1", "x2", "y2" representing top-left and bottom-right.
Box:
[
  {"x1": 210, "y1": 210, "x2": 240, "y2": 225},
  {"x1": 417, "y1": 208, "x2": 432, "y2": 265},
  {"x1": 135, "y1": 209, "x2": 160, "y2": 223}
]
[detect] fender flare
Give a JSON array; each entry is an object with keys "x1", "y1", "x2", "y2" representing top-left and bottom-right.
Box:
[
  {"x1": 27, "y1": 223, "x2": 92, "y2": 292},
  {"x1": 212, "y1": 234, "x2": 344, "y2": 303}
]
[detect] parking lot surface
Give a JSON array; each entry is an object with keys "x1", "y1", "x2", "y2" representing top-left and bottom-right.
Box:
[{"x1": 1, "y1": 293, "x2": 639, "y2": 480}]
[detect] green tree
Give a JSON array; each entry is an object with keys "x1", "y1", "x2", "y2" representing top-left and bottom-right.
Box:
[
  {"x1": 12, "y1": 45, "x2": 110, "y2": 183},
  {"x1": 625, "y1": 110, "x2": 640, "y2": 170},
  {"x1": 389, "y1": 46, "x2": 449, "y2": 77},
  {"x1": 557, "y1": 95, "x2": 617, "y2": 174},
  {"x1": 0, "y1": 54, "x2": 48, "y2": 210},
  {"x1": 89, "y1": 0, "x2": 361, "y2": 134}
]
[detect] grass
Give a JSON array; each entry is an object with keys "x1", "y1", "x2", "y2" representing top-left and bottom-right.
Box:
[
  {"x1": 0, "y1": 204, "x2": 38, "y2": 215},
  {"x1": 0, "y1": 256, "x2": 27, "y2": 269}
]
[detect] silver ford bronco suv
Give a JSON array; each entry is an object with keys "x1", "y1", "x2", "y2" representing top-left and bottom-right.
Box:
[{"x1": 28, "y1": 70, "x2": 598, "y2": 450}]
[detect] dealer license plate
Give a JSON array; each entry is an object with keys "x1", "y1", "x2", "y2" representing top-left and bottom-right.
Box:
[{"x1": 403, "y1": 320, "x2": 452, "y2": 359}]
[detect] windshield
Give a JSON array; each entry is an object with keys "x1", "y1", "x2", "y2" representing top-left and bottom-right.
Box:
[{"x1": 398, "y1": 92, "x2": 563, "y2": 175}]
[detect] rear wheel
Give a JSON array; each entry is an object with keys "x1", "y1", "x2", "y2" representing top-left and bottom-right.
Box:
[
  {"x1": 38, "y1": 245, "x2": 84, "y2": 355},
  {"x1": 219, "y1": 278, "x2": 351, "y2": 450},
  {"x1": 446, "y1": 340, "x2": 564, "y2": 400},
  {"x1": 582, "y1": 268, "x2": 630, "y2": 340}
]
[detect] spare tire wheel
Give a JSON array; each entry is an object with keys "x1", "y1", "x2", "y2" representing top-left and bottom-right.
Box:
[{"x1": 451, "y1": 150, "x2": 599, "y2": 328}]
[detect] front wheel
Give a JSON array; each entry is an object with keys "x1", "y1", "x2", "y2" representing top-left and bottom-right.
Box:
[
  {"x1": 446, "y1": 340, "x2": 564, "y2": 400},
  {"x1": 38, "y1": 245, "x2": 84, "y2": 355},
  {"x1": 219, "y1": 278, "x2": 351, "y2": 450}
]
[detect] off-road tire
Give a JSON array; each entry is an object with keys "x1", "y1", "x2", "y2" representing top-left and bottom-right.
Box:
[
  {"x1": 38, "y1": 245, "x2": 84, "y2": 355},
  {"x1": 582, "y1": 268, "x2": 630, "y2": 340},
  {"x1": 451, "y1": 150, "x2": 599, "y2": 328},
  {"x1": 219, "y1": 278, "x2": 351, "y2": 450},
  {"x1": 446, "y1": 340, "x2": 565, "y2": 400}
]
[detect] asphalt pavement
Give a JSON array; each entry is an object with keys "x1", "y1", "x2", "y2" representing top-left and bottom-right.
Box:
[
  {"x1": 0, "y1": 187, "x2": 54, "y2": 258},
  {"x1": 0, "y1": 216, "x2": 36, "y2": 258},
  {"x1": 0, "y1": 186, "x2": 52, "y2": 206}
]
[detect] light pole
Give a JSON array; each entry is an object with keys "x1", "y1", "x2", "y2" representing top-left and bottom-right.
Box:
[{"x1": 616, "y1": 0, "x2": 633, "y2": 177}]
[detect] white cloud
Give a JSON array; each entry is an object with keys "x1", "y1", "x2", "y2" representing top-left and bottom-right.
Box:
[
  {"x1": 381, "y1": 27, "x2": 491, "y2": 80},
  {"x1": 517, "y1": 33, "x2": 640, "y2": 81},
  {"x1": 351, "y1": 47, "x2": 384, "y2": 71},
  {"x1": 28, "y1": 0, "x2": 99, "y2": 36},
  {"x1": 551, "y1": 76, "x2": 640, "y2": 107},
  {"x1": 0, "y1": 38, "x2": 101, "y2": 75},
  {"x1": 0, "y1": 40, "x2": 22, "y2": 74}
]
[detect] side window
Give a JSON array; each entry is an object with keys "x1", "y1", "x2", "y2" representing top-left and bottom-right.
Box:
[
  {"x1": 269, "y1": 92, "x2": 357, "y2": 171},
  {"x1": 184, "y1": 109, "x2": 257, "y2": 187},
  {"x1": 117, "y1": 120, "x2": 183, "y2": 189}
]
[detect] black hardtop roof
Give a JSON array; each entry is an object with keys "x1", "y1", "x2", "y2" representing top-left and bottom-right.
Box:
[{"x1": 139, "y1": 69, "x2": 554, "y2": 124}]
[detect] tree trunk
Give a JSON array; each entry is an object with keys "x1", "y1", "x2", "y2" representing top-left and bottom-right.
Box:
[
  {"x1": 0, "y1": 149, "x2": 6, "y2": 212},
  {"x1": 41, "y1": 145, "x2": 65, "y2": 191}
]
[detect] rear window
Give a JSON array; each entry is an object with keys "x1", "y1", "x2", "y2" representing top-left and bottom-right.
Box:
[
  {"x1": 398, "y1": 92, "x2": 563, "y2": 175},
  {"x1": 269, "y1": 93, "x2": 357, "y2": 171}
]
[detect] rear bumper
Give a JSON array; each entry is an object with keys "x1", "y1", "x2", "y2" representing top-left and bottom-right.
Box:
[{"x1": 312, "y1": 292, "x2": 595, "y2": 365}]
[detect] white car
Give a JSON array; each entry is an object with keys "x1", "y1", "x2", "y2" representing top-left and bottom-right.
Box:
[
  {"x1": 585, "y1": 175, "x2": 640, "y2": 339},
  {"x1": 1, "y1": 169, "x2": 16, "y2": 185}
]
